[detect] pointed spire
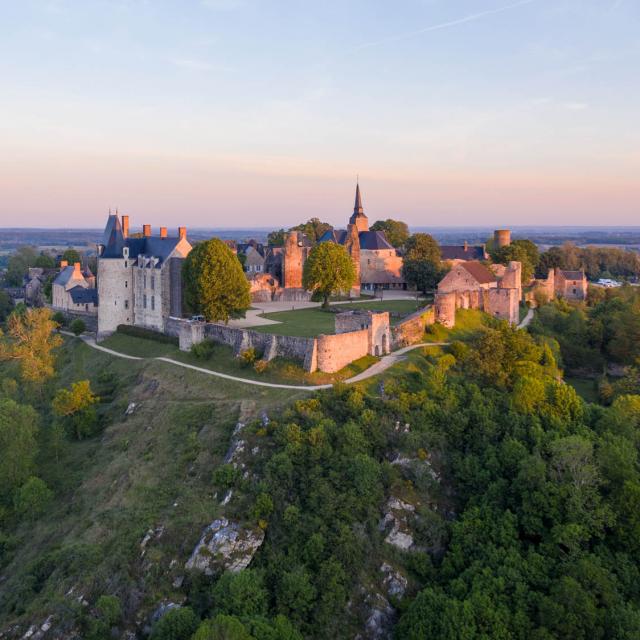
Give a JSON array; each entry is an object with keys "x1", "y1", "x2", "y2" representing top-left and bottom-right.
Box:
[{"x1": 353, "y1": 181, "x2": 364, "y2": 216}]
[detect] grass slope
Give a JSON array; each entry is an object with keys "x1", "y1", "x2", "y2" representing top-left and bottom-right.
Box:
[{"x1": 0, "y1": 338, "x2": 304, "y2": 629}]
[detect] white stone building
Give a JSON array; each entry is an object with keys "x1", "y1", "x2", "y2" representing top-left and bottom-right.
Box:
[
  {"x1": 96, "y1": 214, "x2": 192, "y2": 339},
  {"x1": 51, "y1": 262, "x2": 98, "y2": 315}
]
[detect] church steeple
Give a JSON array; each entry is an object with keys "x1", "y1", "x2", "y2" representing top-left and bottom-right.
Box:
[{"x1": 349, "y1": 181, "x2": 369, "y2": 232}]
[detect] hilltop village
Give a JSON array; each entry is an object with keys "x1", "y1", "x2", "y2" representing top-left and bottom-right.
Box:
[{"x1": 29, "y1": 184, "x2": 590, "y2": 376}]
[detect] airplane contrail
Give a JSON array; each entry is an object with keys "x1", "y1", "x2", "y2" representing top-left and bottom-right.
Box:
[{"x1": 353, "y1": 0, "x2": 538, "y2": 51}]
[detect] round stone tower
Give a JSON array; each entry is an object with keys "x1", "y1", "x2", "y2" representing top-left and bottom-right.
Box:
[{"x1": 494, "y1": 229, "x2": 511, "y2": 248}]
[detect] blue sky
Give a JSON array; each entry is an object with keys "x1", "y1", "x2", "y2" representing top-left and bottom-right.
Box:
[{"x1": 0, "y1": 0, "x2": 638, "y2": 228}]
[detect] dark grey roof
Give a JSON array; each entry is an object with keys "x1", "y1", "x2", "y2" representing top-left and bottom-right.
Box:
[
  {"x1": 318, "y1": 229, "x2": 394, "y2": 251},
  {"x1": 101, "y1": 214, "x2": 125, "y2": 258},
  {"x1": 349, "y1": 182, "x2": 367, "y2": 226},
  {"x1": 440, "y1": 245, "x2": 486, "y2": 261},
  {"x1": 69, "y1": 286, "x2": 98, "y2": 304},
  {"x1": 53, "y1": 265, "x2": 78, "y2": 287},
  {"x1": 359, "y1": 231, "x2": 393, "y2": 250},
  {"x1": 560, "y1": 270, "x2": 585, "y2": 280},
  {"x1": 100, "y1": 214, "x2": 184, "y2": 265}
]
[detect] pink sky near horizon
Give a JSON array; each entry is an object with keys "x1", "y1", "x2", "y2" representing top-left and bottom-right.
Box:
[{"x1": 0, "y1": 149, "x2": 638, "y2": 229}]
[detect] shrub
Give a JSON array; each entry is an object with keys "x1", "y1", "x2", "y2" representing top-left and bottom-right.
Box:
[
  {"x1": 254, "y1": 359, "x2": 268, "y2": 374},
  {"x1": 70, "y1": 318, "x2": 86, "y2": 335},
  {"x1": 240, "y1": 348, "x2": 257, "y2": 366},
  {"x1": 191, "y1": 339, "x2": 216, "y2": 360},
  {"x1": 52, "y1": 311, "x2": 66, "y2": 326},
  {"x1": 116, "y1": 324, "x2": 178, "y2": 345},
  {"x1": 14, "y1": 477, "x2": 53, "y2": 520},
  {"x1": 150, "y1": 607, "x2": 198, "y2": 640},
  {"x1": 212, "y1": 464, "x2": 240, "y2": 491}
]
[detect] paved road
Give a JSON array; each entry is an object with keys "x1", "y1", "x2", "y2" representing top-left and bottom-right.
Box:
[
  {"x1": 63, "y1": 331, "x2": 444, "y2": 391},
  {"x1": 518, "y1": 307, "x2": 535, "y2": 329}
]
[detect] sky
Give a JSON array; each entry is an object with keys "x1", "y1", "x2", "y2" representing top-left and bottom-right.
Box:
[{"x1": 0, "y1": 0, "x2": 638, "y2": 229}]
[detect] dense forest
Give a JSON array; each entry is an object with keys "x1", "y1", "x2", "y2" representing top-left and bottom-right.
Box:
[{"x1": 2, "y1": 295, "x2": 640, "y2": 638}]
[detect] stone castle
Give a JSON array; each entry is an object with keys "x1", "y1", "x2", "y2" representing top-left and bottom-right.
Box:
[{"x1": 96, "y1": 213, "x2": 192, "y2": 339}]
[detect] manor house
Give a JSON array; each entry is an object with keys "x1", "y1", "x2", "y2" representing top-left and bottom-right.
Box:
[{"x1": 96, "y1": 213, "x2": 192, "y2": 339}]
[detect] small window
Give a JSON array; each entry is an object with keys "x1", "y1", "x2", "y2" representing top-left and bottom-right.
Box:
[
  {"x1": 151, "y1": 276, "x2": 155, "y2": 290},
  {"x1": 144, "y1": 275, "x2": 147, "y2": 288},
  {"x1": 124, "y1": 300, "x2": 129, "y2": 310},
  {"x1": 143, "y1": 294, "x2": 147, "y2": 309},
  {"x1": 124, "y1": 261, "x2": 128, "y2": 268},
  {"x1": 151, "y1": 295, "x2": 155, "y2": 311},
  {"x1": 125, "y1": 280, "x2": 128, "y2": 288}
]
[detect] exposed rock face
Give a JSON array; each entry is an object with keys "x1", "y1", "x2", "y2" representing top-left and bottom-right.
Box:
[
  {"x1": 185, "y1": 518, "x2": 264, "y2": 575},
  {"x1": 379, "y1": 497, "x2": 415, "y2": 551},
  {"x1": 380, "y1": 563, "x2": 407, "y2": 599},
  {"x1": 355, "y1": 593, "x2": 395, "y2": 640}
]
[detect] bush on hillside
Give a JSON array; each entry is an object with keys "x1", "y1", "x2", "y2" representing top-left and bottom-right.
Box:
[
  {"x1": 116, "y1": 324, "x2": 178, "y2": 345},
  {"x1": 70, "y1": 318, "x2": 86, "y2": 335}
]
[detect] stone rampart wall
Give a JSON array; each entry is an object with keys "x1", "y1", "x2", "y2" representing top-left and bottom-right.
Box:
[
  {"x1": 391, "y1": 306, "x2": 435, "y2": 348},
  {"x1": 316, "y1": 330, "x2": 369, "y2": 373}
]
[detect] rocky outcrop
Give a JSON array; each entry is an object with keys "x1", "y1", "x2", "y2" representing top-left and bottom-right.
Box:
[
  {"x1": 380, "y1": 563, "x2": 407, "y2": 599},
  {"x1": 379, "y1": 497, "x2": 415, "y2": 551},
  {"x1": 185, "y1": 518, "x2": 264, "y2": 574}
]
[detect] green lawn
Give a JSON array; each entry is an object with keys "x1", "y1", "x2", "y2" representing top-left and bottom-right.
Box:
[{"x1": 250, "y1": 299, "x2": 427, "y2": 338}]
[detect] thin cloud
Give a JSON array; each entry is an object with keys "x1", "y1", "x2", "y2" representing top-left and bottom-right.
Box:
[
  {"x1": 353, "y1": 0, "x2": 537, "y2": 51},
  {"x1": 562, "y1": 102, "x2": 589, "y2": 111}
]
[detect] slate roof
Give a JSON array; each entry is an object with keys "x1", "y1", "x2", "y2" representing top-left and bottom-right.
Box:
[
  {"x1": 53, "y1": 265, "x2": 80, "y2": 287},
  {"x1": 440, "y1": 245, "x2": 487, "y2": 261},
  {"x1": 560, "y1": 270, "x2": 585, "y2": 280},
  {"x1": 69, "y1": 286, "x2": 98, "y2": 305},
  {"x1": 100, "y1": 214, "x2": 184, "y2": 266},
  {"x1": 318, "y1": 229, "x2": 394, "y2": 251},
  {"x1": 461, "y1": 261, "x2": 497, "y2": 284}
]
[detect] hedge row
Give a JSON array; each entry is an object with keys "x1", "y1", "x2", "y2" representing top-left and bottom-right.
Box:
[{"x1": 116, "y1": 324, "x2": 179, "y2": 345}]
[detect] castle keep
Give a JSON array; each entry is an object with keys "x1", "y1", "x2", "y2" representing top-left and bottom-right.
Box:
[{"x1": 96, "y1": 213, "x2": 192, "y2": 339}]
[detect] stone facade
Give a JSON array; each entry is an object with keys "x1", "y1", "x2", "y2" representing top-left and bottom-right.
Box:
[
  {"x1": 172, "y1": 309, "x2": 393, "y2": 374},
  {"x1": 554, "y1": 268, "x2": 588, "y2": 300},
  {"x1": 391, "y1": 306, "x2": 435, "y2": 348},
  {"x1": 434, "y1": 261, "x2": 522, "y2": 327},
  {"x1": 96, "y1": 214, "x2": 191, "y2": 339},
  {"x1": 52, "y1": 262, "x2": 98, "y2": 315}
]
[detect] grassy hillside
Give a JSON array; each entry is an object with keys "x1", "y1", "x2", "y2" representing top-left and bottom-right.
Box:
[{"x1": 0, "y1": 337, "x2": 306, "y2": 634}]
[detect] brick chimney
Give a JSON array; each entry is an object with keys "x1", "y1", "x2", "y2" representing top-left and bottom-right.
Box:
[
  {"x1": 122, "y1": 215, "x2": 129, "y2": 238},
  {"x1": 463, "y1": 240, "x2": 468, "y2": 252},
  {"x1": 73, "y1": 262, "x2": 81, "y2": 273},
  {"x1": 178, "y1": 226, "x2": 187, "y2": 240},
  {"x1": 160, "y1": 226, "x2": 167, "y2": 238},
  {"x1": 60, "y1": 260, "x2": 68, "y2": 268},
  {"x1": 143, "y1": 224, "x2": 151, "y2": 237}
]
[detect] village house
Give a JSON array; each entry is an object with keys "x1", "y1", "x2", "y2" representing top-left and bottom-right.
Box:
[{"x1": 51, "y1": 261, "x2": 98, "y2": 315}]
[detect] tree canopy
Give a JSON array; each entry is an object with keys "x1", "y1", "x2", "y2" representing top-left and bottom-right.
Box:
[
  {"x1": 401, "y1": 233, "x2": 444, "y2": 293},
  {"x1": 182, "y1": 239, "x2": 251, "y2": 323},
  {"x1": 61, "y1": 249, "x2": 82, "y2": 265},
  {"x1": 302, "y1": 242, "x2": 356, "y2": 307},
  {"x1": 490, "y1": 238, "x2": 539, "y2": 284},
  {"x1": 0, "y1": 308, "x2": 62, "y2": 383},
  {"x1": 370, "y1": 219, "x2": 409, "y2": 247}
]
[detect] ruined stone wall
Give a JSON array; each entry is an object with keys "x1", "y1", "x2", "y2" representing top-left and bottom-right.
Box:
[
  {"x1": 179, "y1": 322, "x2": 205, "y2": 351},
  {"x1": 487, "y1": 288, "x2": 519, "y2": 324},
  {"x1": 282, "y1": 232, "x2": 304, "y2": 289},
  {"x1": 391, "y1": 306, "x2": 435, "y2": 348},
  {"x1": 437, "y1": 265, "x2": 497, "y2": 294},
  {"x1": 316, "y1": 330, "x2": 369, "y2": 373}
]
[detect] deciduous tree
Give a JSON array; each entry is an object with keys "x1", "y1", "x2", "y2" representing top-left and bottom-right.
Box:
[
  {"x1": 370, "y1": 219, "x2": 409, "y2": 247},
  {"x1": 182, "y1": 238, "x2": 251, "y2": 323},
  {"x1": 302, "y1": 242, "x2": 356, "y2": 308},
  {"x1": 401, "y1": 233, "x2": 443, "y2": 293},
  {"x1": 0, "y1": 308, "x2": 62, "y2": 383}
]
